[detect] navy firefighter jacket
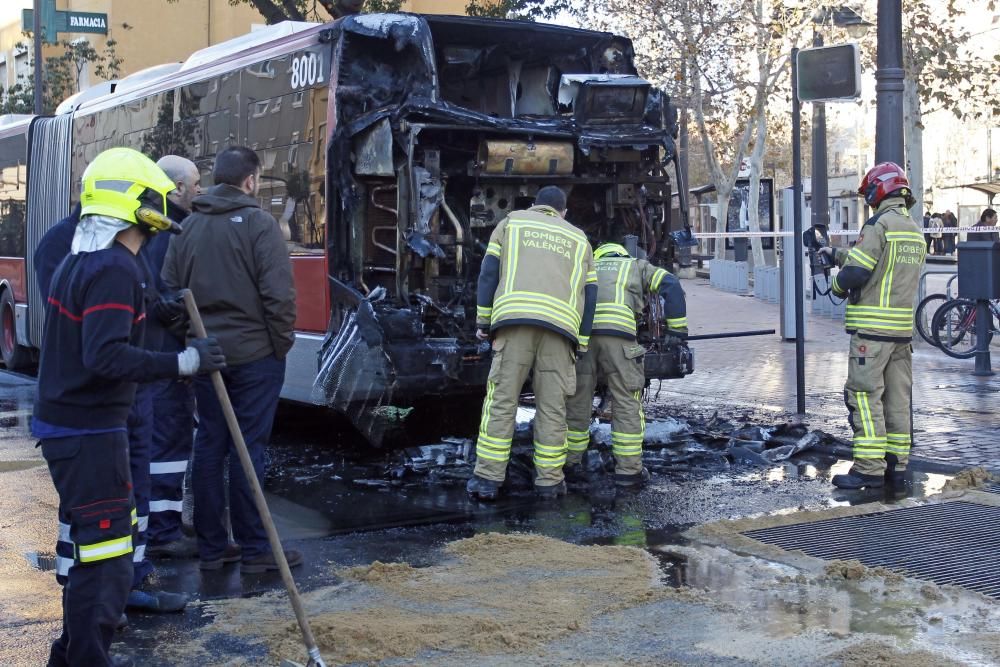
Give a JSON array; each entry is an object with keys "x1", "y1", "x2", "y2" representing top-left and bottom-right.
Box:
[{"x1": 33, "y1": 243, "x2": 180, "y2": 434}]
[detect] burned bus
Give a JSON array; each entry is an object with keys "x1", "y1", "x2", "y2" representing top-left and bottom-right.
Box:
[{"x1": 0, "y1": 13, "x2": 691, "y2": 443}]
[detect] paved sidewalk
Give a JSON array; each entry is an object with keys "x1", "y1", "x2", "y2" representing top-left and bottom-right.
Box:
[{"x1": 650, "y1": 277, "x2": 1000, "y2": 472}]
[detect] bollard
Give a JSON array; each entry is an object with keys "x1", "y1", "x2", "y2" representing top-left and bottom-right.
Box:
[{"x1": 973, "y1": 299, "x2": 994, "y2": 376}]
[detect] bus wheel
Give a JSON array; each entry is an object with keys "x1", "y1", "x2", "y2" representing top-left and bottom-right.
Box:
[{"x1": 0, "y1": 289, "x2": 30, "y2": 370}]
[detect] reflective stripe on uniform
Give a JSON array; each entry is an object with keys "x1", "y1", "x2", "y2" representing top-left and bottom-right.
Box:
[
  {"x1": 132, "y1": 544, "x2": 146, "y2": 563},
  {"x1": 533, "y1": 440, "x2": 567, "y2": 467},
  {"x1": 136, "y1": 515, "x2": 148, "y2": 532},
  {"x1": 566, "y1": 430, "x2": 590, "y2": 452},
  {"x1": 649, "y1": 268, "x2": 667, "y2": 291},
  {"x1": 666, "y1": 317, "x2": 687, "y2": 329},
  {"x1": 847, "y1": 247, "x2": 877, "y2": 270},
  {"x1": 486, "y1": 242, "x2": 502, "y2": 257},
  {"x1": 845, "y1": 304, "x2": 913, "y2": 332},
  {"x1": 148, "y1": 499, "x2": 184, "y2": 513},
  {"x1": 885, "y1": 432, "x2": 912, "y2": 455},
  {"x1": 78, "y1": 535, "x2": 133, "y2": 563},
  {"x1": 150, "y1": 460, "x2": 188, "y2": 475}
]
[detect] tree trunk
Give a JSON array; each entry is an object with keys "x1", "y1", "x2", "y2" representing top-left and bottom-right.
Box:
[
  {"x1": 747, "y1": 104, "x2": 768, "y2": 268},
  {"x1": 903, "y1": 45, "x2": 923, "y2": 222}
]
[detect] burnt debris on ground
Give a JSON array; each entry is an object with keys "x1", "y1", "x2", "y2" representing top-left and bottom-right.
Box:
[{"x1": 365, "y1": 412, "x2": 847, "y2": 491}]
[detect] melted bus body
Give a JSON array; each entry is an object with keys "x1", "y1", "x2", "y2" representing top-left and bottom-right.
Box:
[{"x1": 0, "y1": 15, "x2": 690, "y2": 443}]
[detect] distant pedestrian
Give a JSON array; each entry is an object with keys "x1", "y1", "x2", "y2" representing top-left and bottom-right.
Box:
[
  {"x1": 467, "y1": 186, "x2": 597, "y2": 501},
  {"x1": 943, "y1": 209, "x2": 958, "y2": 254},
  {"x1": 966, "y1": 208, "x2": 998, "y2": 243},
  {"x1": 819, "y1": 162, "x2": 926, "y2": 490},
  {"x1": 145, "y1": 156, "x2": 202, "y2": 560},
  {"x1": 929, "y1": 213, "x2": 944, "y2": 254},
  {"x1": 33, "y1": 148, "x2": 224, "y2": 666},
  {"x1": 163, "y1": 146, "x2": 300, "y2": 573},
  {"x1": 922, "y1": 211, "x2": 932, "y2": 253}
]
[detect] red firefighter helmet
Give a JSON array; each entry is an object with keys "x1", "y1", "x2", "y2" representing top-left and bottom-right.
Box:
[{"x1": 858, "y1": 162, "x2": 912, "y2": 207}]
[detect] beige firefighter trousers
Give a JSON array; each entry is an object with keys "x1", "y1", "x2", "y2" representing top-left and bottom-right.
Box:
[
  {"x1": 844, "y1": 334, "x2": 913, "y2": 475},
  {"x1": 565, "y1": 335, "x2": 647, "y2": 475},
  {"x1": 474, "y1": 325, "x2": 577, "y2": 487}
]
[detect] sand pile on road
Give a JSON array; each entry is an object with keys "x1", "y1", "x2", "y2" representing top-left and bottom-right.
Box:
[
  {"x1": 942, "y1": 467, "x2": 992, "y2": 492},
  {"x1": 205, "y1": 533, "x2": 664, "y2": 665},
  {"x1": 823, "y1": 640, "x2": 964, "y2": 666}
]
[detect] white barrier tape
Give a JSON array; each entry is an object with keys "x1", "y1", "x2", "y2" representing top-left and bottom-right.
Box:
[{"x1": 693, "y1": 226, "x2": 997, "y2": 240}]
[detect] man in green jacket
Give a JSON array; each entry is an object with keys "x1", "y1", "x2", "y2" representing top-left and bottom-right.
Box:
[
  {"x1": 468, "y1": 186, "x2": 597, "y2": 501},
  {"x1": 820, "y1": 162, "x2": 926, "y2": 490}
]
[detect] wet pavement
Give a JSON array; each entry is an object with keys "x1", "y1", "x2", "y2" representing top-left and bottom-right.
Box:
[
  {"x1": 1, "y1": 279, "x2": 998, "y2": 665},
  {"x1": 661, "y1": 278, "x2": 1000, "y2": 473}
]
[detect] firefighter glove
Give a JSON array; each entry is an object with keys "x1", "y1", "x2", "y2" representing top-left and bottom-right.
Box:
[
  {"x1": 178, "y1": 337, "x2": 226, "y2": 375},
  {"x1": 151, "y1": 294, "x2": 186, "y2": 324},
  {"x1": 476, "y1": 327, "x2": 490, "y2": 341}
]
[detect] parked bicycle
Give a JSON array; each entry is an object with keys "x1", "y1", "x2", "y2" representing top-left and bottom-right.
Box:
[{"x1": 915, "y1": 294, "x2": 1000, "y2": 359}]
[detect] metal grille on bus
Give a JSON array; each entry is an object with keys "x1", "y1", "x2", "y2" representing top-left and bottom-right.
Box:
[{"x1": 25, "y1": 115, "x2": 73, "y2": 349}]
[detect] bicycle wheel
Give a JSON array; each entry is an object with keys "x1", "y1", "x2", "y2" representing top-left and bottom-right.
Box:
[
  {"x1": 915, "y1": 293, "x2": 948, "y2": 347},
  {"x1": 932, "y1": 298, "x2": 990, "y2": 359}
]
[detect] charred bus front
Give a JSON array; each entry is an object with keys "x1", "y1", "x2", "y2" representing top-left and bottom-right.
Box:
[{"x1": 316, "y1": 15, "x2": 691, "y2": 442}]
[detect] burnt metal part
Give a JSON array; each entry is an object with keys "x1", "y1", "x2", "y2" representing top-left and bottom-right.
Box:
[
  {"x1": 316, "y1": 13, "x2": 690, "y2": 444},
  {"x1": 743, "y1": 501, "x2": 1000, "y2": 599}
]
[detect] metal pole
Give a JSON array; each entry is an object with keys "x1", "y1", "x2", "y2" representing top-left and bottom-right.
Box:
[
  {"x1": 810, "y1": 31, "x2": 829, "y2": 230},
  {"x1": 792, "y1": 48, "x2": 806, "y2": 415},
  {"x1": 32, "y1": 0, "x2": 43, "y2": 115},
  {"x1": 874, "y1": 0, "x2": 905, "y2": 164},
  {"x1": 973, "y1": 299, "x2": 993, "y2": 376}
]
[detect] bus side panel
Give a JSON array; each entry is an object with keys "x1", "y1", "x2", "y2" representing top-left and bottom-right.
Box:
[
  {"x1": 0, "y1": 258, "x2": 26, "y2": 302},
  {"x1": 290, "y1": 255, "x2": 329, "y2": 333}
]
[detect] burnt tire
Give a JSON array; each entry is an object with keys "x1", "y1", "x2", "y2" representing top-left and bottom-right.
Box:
[{"x1": 0, "y1": 289, "x2": 30, "y2": 370}]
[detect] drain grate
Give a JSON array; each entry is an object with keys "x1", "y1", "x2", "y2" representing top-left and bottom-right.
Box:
[{"x1": 742, "y1": 501, "x2": 1000, "y2": 598}]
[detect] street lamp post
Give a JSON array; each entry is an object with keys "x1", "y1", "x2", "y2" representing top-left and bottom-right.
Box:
[
  {"x1": 32, "y1": 0, "x2": 43, "y2": 115},
  {"x1": 874, "y1": 0, "x2": 905, "y2": 165},
  {"x1": 811, "y1": 31, "x2": 829, "y2": 231}
]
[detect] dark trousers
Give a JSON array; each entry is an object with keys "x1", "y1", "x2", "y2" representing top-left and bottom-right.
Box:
[
  {"x1": 127, "y1": 384, "x2": 154, "y2": 586},
  {"x1": 192, "y1": 354, "x2": 285, "y2": 561},
  {"x1": 147, "y1": 377, "x2": 195, "y2": 546},
  {"x1": 42, "y1": 432, "x2": 134, "y2": 667}
]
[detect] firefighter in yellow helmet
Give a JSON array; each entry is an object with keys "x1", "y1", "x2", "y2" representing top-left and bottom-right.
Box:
[
  {"x1": 467, "y1": 186, "x2": 597, "y2": 501},
  {"x1": 819, "y1": 161, "x2": 926, "y2": 490},
  {"x1": 564, "y1": 242, "x2": 687, "y2": 487},
  {"x1": 32, "y1": 147, "x2": 225, "y2": 666}
]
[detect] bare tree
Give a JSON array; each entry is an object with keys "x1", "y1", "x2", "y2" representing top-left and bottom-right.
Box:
[{"x1": 592, "y1": 0, "x2": 814, "y2": 263}]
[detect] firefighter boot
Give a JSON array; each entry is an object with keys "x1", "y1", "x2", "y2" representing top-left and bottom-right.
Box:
[
  {"x1": 884, "y1": 454, "x2": 908, "y2": 487},
  {"x1": 832, "y1": 468, "x2": 885, "y2": 489},
  {"x1": 467, "y1": 475, "x2": 501, "y2": 501},
  {"x1": 535, "y1": 481, "x2": 567, "y2": 500},
  {"x1": 562, "y1": 462, "x2": 587, "y2": 485},
  {"x1": 615, "y1": 467, "x2": 651, "y2": 489}
]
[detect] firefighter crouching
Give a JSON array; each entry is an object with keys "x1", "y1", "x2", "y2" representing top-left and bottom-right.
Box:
[
  {"x1": 32, "y1": 148, "x2": 226, "y2": 667},
  {"x1": 564, "y1": 243, "x2": 687, "y2": 488},
  {"x1": 819, "y1": 162, "x2": 926, "y2": 490},
  {"x1": 467, "y1": 186, "x2": 598, "y2": 501}
]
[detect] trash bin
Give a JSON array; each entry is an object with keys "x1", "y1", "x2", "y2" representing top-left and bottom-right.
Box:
[{"x1": 957, "y1": 241, "x2": 1000, "y2": 299}]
